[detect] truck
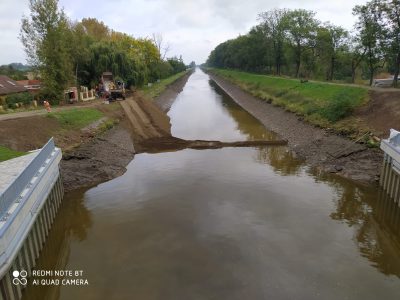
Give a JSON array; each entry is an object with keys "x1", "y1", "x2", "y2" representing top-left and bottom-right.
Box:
[
  {"x1": 100, "y1": 72, "x2": 126, "y2": 101},
  {"x1": 372, "y1": 76, "x2": 394, "y2": 88}
]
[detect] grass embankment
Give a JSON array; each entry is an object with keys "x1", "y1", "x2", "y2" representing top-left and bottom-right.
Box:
[
  {"x1": 0, "y1": 146, "x2": 26, "y2": 162},
  {"x1": 211, "y1": 69, "x2": 369, "y2": 131},
  {"x1": 47, "y1": 108, "x2": 104, "y2": 129},
  {"x1": 142, "y1": 70, "x2": 190, "y2": 98}
]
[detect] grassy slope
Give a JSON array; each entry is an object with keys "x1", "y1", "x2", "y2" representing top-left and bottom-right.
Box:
[
  {"x1": 0, "y1": 146, "x2": 26, "y2": 162},
  {"x1": 211, "y1": 69, "x2": 369, "y2": 128},
  {"x1": 47, "y1": 108, "x2": 104, "y2": 129},
  {"x1": 142, "y1": 70, "x2": 189, "y2": 98}
]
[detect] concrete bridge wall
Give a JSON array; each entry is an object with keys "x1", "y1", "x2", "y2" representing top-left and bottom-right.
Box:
[{"x1": 0, "y1": 139, "x2": 63, "y2": 299}]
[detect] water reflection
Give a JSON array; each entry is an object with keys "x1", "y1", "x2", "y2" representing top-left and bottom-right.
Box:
[
  {"x1": 169, "y1": 71, "x2": 275, "y2": 142},
  {"x1": 209, "y1": 80, "x2": 276, "y2": 141},
  {"x1": 208, "y1": 68, "x2": 400, "y2": 279},
  {"x1": 209, "y1": 80, "x2": 304, "y2": 176},
  {"x1": 255, "y1": 146, "x2": 304, "y2": 175},
  {"x1": 22, "y1": 190, "x2": 92, "y2": 300},
  {"x1": 311, "y1": 169, "x2": 400, "y2": 277}
]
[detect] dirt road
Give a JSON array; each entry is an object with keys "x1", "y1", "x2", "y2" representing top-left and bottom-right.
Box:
[{"x1": 0, "y1": 99, "x2": 103, "y2": 121}]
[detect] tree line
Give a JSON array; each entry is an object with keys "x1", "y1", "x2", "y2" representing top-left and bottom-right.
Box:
[
  {"x1": 0, "y1": 64, "x2": 29, "y2": 80},
  {"x1": 206, "y1": 0, "x2": 400, "y2": 87},
  {"x1": 20, "y1": 0, "x2": 189, "y2": 103}
]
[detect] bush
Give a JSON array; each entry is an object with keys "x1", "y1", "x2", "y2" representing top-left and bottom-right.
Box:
[
  {"x1": 5, "y1": 92, "x2": 32, "y2": 108},
  {"x1": 320, "y1": 93, "x2": 354, "y2": 122},
  {"x1": 38, "y1": 89, "x2": 61, "y2": 105}
]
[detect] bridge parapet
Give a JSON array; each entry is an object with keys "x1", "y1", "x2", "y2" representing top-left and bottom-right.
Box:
[
  {"x1": 380, "y1": 129, "x2": 400, "y2": 205},
  {"x1": 0, "y1": 138, "x2": 63, "y2": 299}
]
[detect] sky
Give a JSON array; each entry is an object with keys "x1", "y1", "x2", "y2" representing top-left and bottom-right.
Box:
[{"x1": 0, "y1": 0, "x2": 368, "y2": 65}]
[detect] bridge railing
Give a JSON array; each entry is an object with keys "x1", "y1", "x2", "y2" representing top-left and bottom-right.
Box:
[{"x1": 0, "y1": 138, "x2": 55, "y2": 220}]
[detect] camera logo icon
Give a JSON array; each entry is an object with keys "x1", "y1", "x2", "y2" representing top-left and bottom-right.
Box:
[{"x1": 12, "y1": 270, "x2": 27, "y2": 286}]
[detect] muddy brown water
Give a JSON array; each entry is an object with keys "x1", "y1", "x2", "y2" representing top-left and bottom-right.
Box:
[{"x1": 23, "y1": 69, "x2": 400, "y2": 300}]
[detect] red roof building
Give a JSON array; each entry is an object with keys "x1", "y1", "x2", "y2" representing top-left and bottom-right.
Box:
[
  {"x1": 16, "y1": 79, "x2": 41, "y2": 94},
  {"x1": 0, "y1": 76, "x2": 27, "y2": 96}
]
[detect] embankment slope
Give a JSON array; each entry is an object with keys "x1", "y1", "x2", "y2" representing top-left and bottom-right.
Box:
[
  {"x1": 121, "y1": 94, "x2": 287, "y2": 153},
  {"x1": 208, "y1": 72, "x2": 383, "y2": 184}
]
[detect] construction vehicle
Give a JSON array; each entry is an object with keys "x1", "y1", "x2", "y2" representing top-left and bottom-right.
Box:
[{"x1": 100, "y1": 72, "x2": 126, "y2": 101}]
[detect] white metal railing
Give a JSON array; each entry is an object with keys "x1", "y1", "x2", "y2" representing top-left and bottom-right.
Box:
[{"x1": 0, "y1": 138, "x2": 55, "y2": 219}]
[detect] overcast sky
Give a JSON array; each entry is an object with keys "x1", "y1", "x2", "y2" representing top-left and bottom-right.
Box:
[{"x1": 0, "y1": 0, "x2": 367, "y2": 65}]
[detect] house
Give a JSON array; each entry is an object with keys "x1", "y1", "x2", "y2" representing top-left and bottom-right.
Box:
[
  {"x1": 0, "y1": 76, "x2": 27, "y2": 109},
  {"x1": 16, "y1": 79, "x2": 41, "y2": 94},
  {"x1": 0, "y1": 76, "x2": 27, "y2": 95}
]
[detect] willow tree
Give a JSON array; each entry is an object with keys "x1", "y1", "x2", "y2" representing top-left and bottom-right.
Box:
[{"x1": 20, "y1": 0, "x2": 73, "y2": 103}]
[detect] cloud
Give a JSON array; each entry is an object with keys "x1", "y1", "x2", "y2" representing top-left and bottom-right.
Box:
[
  {"x1": 0, "y1": 0, "x2": 30, "y2": 64},
  {"x1": 0, "y1": 0, "x2": 367, "y2": 65}
]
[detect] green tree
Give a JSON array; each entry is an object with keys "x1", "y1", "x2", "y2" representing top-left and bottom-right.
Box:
[
  {"x1": 382, "y1": 0, "x2": 400, "y2": 86},
  {"x1": 353, "y1": 0, "x2": 387, "y2": 85},
  {"x1": 167, "y1": 56, "x2": 186, "y2": 74},
  {"x1": 20, "y1": 0, "x2": 73, "y2": 103},
  {"x1": 283, "y1": 9, "x2": 319, "y2": 78},
  {"x1": 258, "y1": 9, "x2": 288, "y2": 75},
  {"x1": 80, "y1": 18, "x2": 110, "y2": 41},
  {"x1": 0, "y1": 65, "x2": 28, "y2": 80},
  {"x1": 348, "y1": 36, "x2": 367, "y2": 83},
  {"x1": 316, "y1": 23, "x2": 348, "y2": 80}
]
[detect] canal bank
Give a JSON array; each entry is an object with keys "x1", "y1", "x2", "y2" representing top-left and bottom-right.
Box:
[
  {"x1": 22, "y1": 68, "x2": 400, "y2": 300},
  {"x1": 62, "y1": 67, "x2": 382, "y2": 192},
  {"x1": 207, "y1": 70, "x2": 383, "y2": 185},
  {"x1": 61, "y1": 71, "x2": 193, "y2": 193}
]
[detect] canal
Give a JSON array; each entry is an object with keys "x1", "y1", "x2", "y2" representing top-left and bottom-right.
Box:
[{"x1": 24, "y1": 69, "x2": 400, "y2": 299}]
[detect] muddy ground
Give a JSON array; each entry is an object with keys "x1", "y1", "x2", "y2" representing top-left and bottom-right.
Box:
[
  {"x1": 0, "y1": 102, "x2": 125, "y2": 152},
  {"x1": 61, "y1": 73, "x2": 193, "y2": 192},
  {"x1": 355, "y1": 90, "x2": 400, "y2": 137},
  {"x1": 208, "y1": 73, "x2": 384, "y2": 184},
  {"x1": 61, "y1": 120, "x2": 135, "y2": 192}
]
